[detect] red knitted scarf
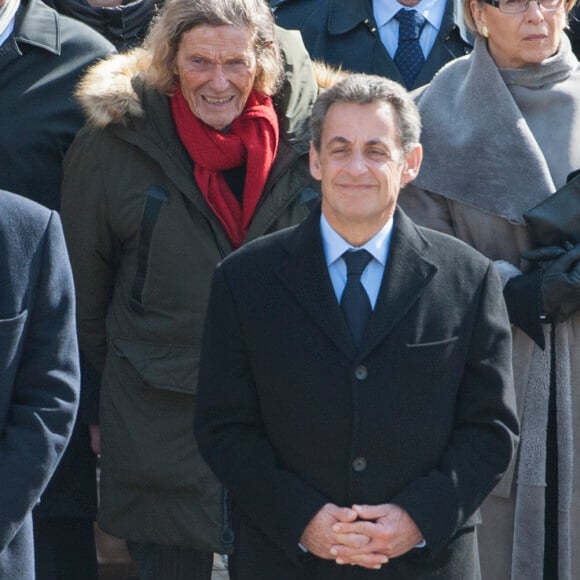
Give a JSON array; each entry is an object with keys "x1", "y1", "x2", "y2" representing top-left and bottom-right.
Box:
[{"x1": 170, "y1": 85, "x2": 279, "y2": 248}]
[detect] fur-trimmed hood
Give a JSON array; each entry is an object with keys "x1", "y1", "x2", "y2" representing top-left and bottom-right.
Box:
[
  {"x1": 75, "y1": 48, "x2": 152, "y2": 130},
  {"x1": 75, "y1": 33, "x2": 345, "y2": 136}
]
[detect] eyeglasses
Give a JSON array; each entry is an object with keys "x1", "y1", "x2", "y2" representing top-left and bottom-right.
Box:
[{"x1": 483, "y1": 0, "x2": 563, "y2": 13}]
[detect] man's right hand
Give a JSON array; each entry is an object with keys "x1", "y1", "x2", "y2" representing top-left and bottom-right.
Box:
[{"x1": 300, "y1": 503, "x2": 366, "y2": 559}]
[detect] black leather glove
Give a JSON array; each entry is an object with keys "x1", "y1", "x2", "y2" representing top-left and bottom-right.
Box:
[
  {"x1": 503, "y1": 267, "x2": 545, "y2": 348},
  {"x1": 522, "y1": 242, "x2": 580, "y2": 323}
]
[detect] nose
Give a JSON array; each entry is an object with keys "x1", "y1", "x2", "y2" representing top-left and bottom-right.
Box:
[
  {"x1": 525, "y1": 0, "x2": 545, "y2": 21},
  {"x1": 345, "y1": 151, "x2": 368, "y2": 176},
  {"x1": 209, "y1": 64, "x2": 229, "y2": 92}
]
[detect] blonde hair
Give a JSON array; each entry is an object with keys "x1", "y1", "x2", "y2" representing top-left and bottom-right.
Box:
[
  {"x1": 143, "y1": 0, "x2": 282, "y2": 95},
  {"x1": 463, "y1": 0, "x2": 578, "y2": 35}
]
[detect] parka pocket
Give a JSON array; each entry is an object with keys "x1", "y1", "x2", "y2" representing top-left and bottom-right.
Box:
[
  {"x1": 112, "y1": 337, "x2": 199, "y2": 395},
  {"x1": 100, "y1": 338, "x2": 213, "y2": 493},
  {"x1": 130, "y1": 185, "x2": 169, "y2": 314}
]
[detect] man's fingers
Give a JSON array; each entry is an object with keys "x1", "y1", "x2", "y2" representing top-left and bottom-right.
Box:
[
  {"x1": 332, "y1": 532, "x2": 369, "y2": 550},
  {"x1": 335, "y1": 552, "x2": 389, "y2": 569},
  {"x1": 352, "y1": 503, "x2": 388, "y2": 520},
  {"x1": 332, "y1": 520, "x2": 375, "y2": 536},
  {"x1": 328, "y1": 504, "x2": 357, "y2": 522}
]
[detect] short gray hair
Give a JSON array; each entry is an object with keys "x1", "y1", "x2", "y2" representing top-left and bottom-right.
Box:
[
  {"x1": 310, "y1": 74, "x2": 421, "y2": 154},
  {"x1": 144, "y1": 0, "x2": 282, "y2": 96}
]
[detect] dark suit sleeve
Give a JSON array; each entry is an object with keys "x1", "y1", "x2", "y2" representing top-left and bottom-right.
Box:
[
  {"x1": 0, "y1": 213, "x2": 80, "y2": 550},
  {"x1": 390, "y1": 262, "x2": 519, "y2": 554},
  {"x1": 195, "y1": 264, "x2": 329, "y2": 561}
]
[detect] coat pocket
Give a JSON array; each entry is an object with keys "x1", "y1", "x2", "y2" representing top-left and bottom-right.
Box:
[
  {"x1": 101, "y1": 338, "x2": 211, "y2": 492},
  {"x1": 0, "y1": 310, "x2": 28, "y2": 367},
  {"x1": 0, "y1": 311, "x2": 28, "y2": 417},
  {"x1": 112, "y1": 337, "x2": 199, "y2": 395},
  {"x1": 398, "y1": 336, "x2": 461, "y2": 382}
]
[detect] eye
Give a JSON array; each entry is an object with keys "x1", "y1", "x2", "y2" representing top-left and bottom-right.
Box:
[
  {"x1": 189, "y1": 58, "x2": 208, "y2": 69},
  {"x1": 368, "y1": 149, "x2": 389, "y2": 160}
]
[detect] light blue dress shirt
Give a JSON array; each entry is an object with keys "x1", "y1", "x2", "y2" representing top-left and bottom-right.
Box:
[
  {"x1": 320, "y1": 214, "x2": 393, "y2": 309},
  {"x1": 318, "y1": 212, "x2": 428, "y2": 550},
  {"x1": 373, "y1": 0, "x2": 446, "y2": 59},
  {"x1": 0, "y1": 16, "x2": 15, "y2": 46}
]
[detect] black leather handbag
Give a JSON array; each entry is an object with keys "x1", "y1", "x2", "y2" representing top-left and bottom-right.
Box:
[{"x1": 523, "y1": 170, "x2": 580, "y2": 246}]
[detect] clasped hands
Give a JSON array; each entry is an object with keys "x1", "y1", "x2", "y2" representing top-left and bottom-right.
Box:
[{"x1": 299, "y1": 502, "x2": 423, "y2": 570}]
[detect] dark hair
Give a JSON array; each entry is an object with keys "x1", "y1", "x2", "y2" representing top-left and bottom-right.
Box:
[{"x1": 310, "y1": 74, "x2": 421, "y2": 154}]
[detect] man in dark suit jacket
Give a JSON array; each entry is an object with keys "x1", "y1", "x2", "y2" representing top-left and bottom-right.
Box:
[
  {"x1": 0, "y1": 1, "x2": 114, "y2": 576},
  {"x1": 195, "y1": 74, "x2": 519, "y2": 579},
  {"x1": 270, "y1": 0, "x2": 471, "y2": 90},
  {"x1": 0, "y1": 190, "x2": 80, "y2": 580}
]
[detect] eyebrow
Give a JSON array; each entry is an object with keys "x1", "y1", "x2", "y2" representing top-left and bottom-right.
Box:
[{"x1": 326, "y1": 136, "x2": 389, "y2": 147}]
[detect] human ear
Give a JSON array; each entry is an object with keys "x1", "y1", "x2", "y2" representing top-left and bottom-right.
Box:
[
  {"x1": 470, "y1": 1, "x2": 487, "y2": 36},
  {"x1": 401, "y1": 143, "x2": 423, "y2": 185},
  {"x1": 309, "y1": 142, "x2": 322, "y2": 180}
]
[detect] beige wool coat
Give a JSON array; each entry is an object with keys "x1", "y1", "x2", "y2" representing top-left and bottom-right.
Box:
[
  {"x1": 400, "y1": 189, "x2": 580, "y2": 580},
  {"x1": 399, "y1": 35, "x2": 580, "y2": 580}
]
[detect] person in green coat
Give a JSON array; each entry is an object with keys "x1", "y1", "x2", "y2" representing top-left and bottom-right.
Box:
[{"x1": 60, "y1": 0, "x2": 324, "y2": 577}]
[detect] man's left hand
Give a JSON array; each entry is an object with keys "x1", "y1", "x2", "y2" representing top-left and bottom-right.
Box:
[{"x1": 330, "y1": 503, "x2": 423, "y2": 568}]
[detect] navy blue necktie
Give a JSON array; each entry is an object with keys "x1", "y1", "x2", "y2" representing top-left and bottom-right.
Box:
[
  {"x1": 394, "y1": 9, "x2": 426, "y2": 90},
  {"x1": 341, "y1": 250, "x2": 373, "y2": 345}
]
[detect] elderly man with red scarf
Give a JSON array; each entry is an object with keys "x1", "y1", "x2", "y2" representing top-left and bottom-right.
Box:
[{"x1": 60, "y1": 0, "x2": 324, "y2": 577}]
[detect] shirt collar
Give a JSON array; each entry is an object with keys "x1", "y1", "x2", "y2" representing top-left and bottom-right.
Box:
[
  {"x1": 0, "y1": 0, "x2": 18, "y2": 45},
  {"x1": 373, "y1": 0, "x2": 445, "y2": 30},
  {"x1": 320, "y1": 213, "x2": 393, "y2": 268},
  {"x1": 0, "y1": 17, "x2": 15, "y2": 45}
]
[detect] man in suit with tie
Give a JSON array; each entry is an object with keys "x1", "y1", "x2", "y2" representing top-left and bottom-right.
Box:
[
  {"x1": 194, "y1": 73, "x2": 518, "y2": 579},
  {"x1": 271, "y1": 0, "x2": 472, "y2": 90}
]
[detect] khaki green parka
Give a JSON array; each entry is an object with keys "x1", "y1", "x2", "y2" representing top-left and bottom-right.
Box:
[{"x1": 60, "y1": 28, "x2": 323, "y2": 552}]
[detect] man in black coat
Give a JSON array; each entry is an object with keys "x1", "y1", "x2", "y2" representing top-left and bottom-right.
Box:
[
  {"x1": 270, "y1": 0, "x2": 471, "y2": 90},
  {"x1": 568, "y1": 4, "x2": 580, "y2": 58},
  {"x1": 195, "y1": 74, "x2": 519, "y2": 579},
  {"x1": 45, "y1": 0, "x2": 161, "y2": 51},
  {"x1": 0, "y1": 190, "x2": 80, "y2": 580},
  {"x1": 0, "y1": 0, "x2": 114, "y2": 577}
]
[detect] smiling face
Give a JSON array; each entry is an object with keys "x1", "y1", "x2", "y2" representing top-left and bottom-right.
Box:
[
  {"x1": 174, "y1": 24, "x2": 258, "y2": 130},
  {"x1": 310, "y1": 101, "x2": 422, "y2": 246},
  {"x1": 470, "y1": 0, "x2": 567, "y2": 68}
]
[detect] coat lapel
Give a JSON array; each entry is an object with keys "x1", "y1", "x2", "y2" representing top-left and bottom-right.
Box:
[
  {"x1": 361, "y1": 209, "x2": 438, "y2": 356},
  {"x1": 276, "y1": 207, "x2": 439, "y2": 358},
  {"x1": 276, "y1": 208, "x2": 356, "y2": 358}
]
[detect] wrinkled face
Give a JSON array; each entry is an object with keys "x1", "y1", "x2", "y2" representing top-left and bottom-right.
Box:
[
  {"x1": 174, "y1": 24, "x2": 258, "y2": 130},
  {"x1": 310, "y1": 101, "x2": 421, "y2": 242},
  {"x1": 471, "y1": 0, "x2": 567, "y2": 68}
]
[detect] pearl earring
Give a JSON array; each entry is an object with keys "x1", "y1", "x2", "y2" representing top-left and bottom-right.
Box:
[{"x1": 482, "y1": 25, "x2": 489, "y2": 38}]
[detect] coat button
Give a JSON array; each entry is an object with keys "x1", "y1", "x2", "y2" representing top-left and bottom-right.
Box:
[
  {"x1": 352, "y1": 457, "x2": 367, "y2": 472},
  {"x1": 354, "y1": 365, "x2": 368, "y2": 380}
]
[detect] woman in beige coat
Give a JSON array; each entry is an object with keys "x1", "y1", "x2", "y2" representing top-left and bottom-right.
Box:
[{"x1": 400, "y1": 0, "x2": 580, "y2": 579}]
